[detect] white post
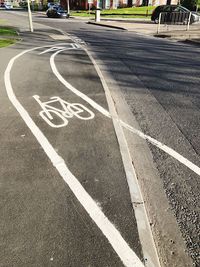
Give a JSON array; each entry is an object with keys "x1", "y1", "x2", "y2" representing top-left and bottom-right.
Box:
[
  {"x1": 67, "y1": 0, "x2": 70, "y2": 16},
  {"x1": 112, "y1": 0, "x2": 116, "y2": 9},
  {"x1": 157, "y1": 12, "x2": 162, "y2": 34},
  {"x1": 187, "y1": 12, "x2": 192, "y2": 31},
  {"x1": 95, "y1": 9, "x2": 100, "y2": 22},
  {"x1": 27, "y1": 0, "x2": 33, "y2": 32}
]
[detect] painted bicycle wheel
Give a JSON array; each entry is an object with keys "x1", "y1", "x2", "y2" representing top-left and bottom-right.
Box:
[
  {"x1": 68, "y1": 103, "x2": 95, "y2": 120},
  {"x1": 39, "y1": 110, "x2": 69, "y2": 128}
]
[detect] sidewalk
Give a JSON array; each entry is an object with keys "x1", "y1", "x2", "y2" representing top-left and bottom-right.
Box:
[{"x1": 88, "y1": 18, "x2": 200, "y2": 42}]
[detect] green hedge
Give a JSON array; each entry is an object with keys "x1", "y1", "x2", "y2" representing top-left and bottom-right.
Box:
[{"x1": 19, "y1": 1, "x2": 48, "y2": 11}]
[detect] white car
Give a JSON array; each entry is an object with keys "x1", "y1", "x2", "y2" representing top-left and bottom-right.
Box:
[{"x1": 5, "y1": 4, "x2": 13, "y2": 9}]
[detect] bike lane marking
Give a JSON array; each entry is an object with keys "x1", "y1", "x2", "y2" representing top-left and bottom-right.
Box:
[
  {"x1": 51, "y1": 43, "x2": 200, "y2": 266},
  {"x1": 4, "y1": 44, "x2": 144, "y2": 267},
  {"x1": 33, "y1": 95, "x2": 95, "y2": 128},
  {"x1": 4, "y1": 42, "x2": 200, "y2": 267},
  {"x1": 51, "y1": 46, "x2": 160, "y2": 266}
]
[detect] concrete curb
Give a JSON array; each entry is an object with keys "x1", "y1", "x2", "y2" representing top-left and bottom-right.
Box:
[
  {"x1": 87, "y1": 21, "x2": 127, "y2": 31},
  {"x1": 0, "y1": 35, "x2": 20, "y2": 39},
  {"x1": 184, "y1": 39, "x2": 200, "y2": 45},
  {"x1": 154, "y1": 33, "x2": 200, "y2": 42}
]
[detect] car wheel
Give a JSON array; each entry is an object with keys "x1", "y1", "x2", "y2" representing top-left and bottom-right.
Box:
[
  {"x1": 183, "y1": 19, "x2": 187, "y2": 25},
  {"x1": 154, "y1": 18, "x2": 159, "y2": 24}
]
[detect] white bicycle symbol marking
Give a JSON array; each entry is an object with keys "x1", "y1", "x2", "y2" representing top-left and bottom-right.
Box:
[{"x1": 33, "y1": 95, "x2": 95, "y2": 128}]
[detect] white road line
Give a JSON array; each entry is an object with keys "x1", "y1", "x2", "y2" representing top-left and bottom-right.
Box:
[
  {"x1": 51, "y1": 48, "x2": 200, "y2": 178},
  {"x1": 4, "y1": 45, "x2": 144, "y2": 267},
  {"x1": 39, "y1": 44, "x2": 79, "y2": 55},
  {"x1": 50, "y1": 50, "x2": 111, "y2": 119},
  {"x1": 39, "y1": 46, "x2": 67, "y2": 55},
  {"x1": 33, "y1": 95, "x2": 95, "y2": 128},
  {"x1": 84, "y1": 50, "x2": 160, "y2": 267},
  {"x1": 121, "y1": 121, "x2": 200, "y2": 176}
]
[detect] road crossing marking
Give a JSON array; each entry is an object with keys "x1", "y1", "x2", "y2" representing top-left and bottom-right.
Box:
[
  {"x1": 49, "y1": 34, "x2": 72, "y2": 40},
  {"x1": 39, "y1": 43, "x2": 79, "y2": 55},
  {"x1": 68, "y1": 34, "x2": 86, "y2": 45}
]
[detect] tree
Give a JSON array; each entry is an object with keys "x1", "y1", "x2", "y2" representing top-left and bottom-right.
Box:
[{"x1": 181, "y1": 0, "x2": 196, "y2": 10}]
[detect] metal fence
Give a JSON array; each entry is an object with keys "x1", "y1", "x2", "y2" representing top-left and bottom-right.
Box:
[{"x1": 157, "y1": 12, "x2": 192, "y2": 33}]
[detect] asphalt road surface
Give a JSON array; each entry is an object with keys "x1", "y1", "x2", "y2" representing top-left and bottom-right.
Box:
[
  {"x1": 0, "y1": 10, "x2": 199, "y2": 267},
  {"x1": 0, "y1": 12, "x2": 145, "y2": 267}
]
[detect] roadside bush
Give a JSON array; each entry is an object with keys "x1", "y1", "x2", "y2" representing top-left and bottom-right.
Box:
[
  {"x1": 19, "y1": 1, "x2": 47, "y2": 11},
  {"x1": 42, "y1": 4, "x2": 48, "y2": 11},
  {"x1": 31, "y1": 3, "x2": 39, "y2": 11},
  {"x1": 19, "y1": 1, "x2": 27, "y2": 8}
]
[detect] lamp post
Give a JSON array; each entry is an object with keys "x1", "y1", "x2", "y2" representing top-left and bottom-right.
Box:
[
  {"x1": 66, "y1": 0, "x2": 70, "y2": 16},
  {"x1": 146, "y1": 0, "x2": 149, "y2": 17}
]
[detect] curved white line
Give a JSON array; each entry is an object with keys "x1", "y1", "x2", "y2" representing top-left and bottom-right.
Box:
[
  {"x1": 4, "y1": 45, "x2": 144, "y2": 267},
  {"x1": 51, "y1": 49, "x2": 200, "y2": 177},
  {"x1": 50, "y1": 49, "x2": 111, "y2": 119}
]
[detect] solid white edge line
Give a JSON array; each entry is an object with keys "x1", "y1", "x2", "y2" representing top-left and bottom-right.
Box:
[
  {"x1": 83, "y1": 49, "x2": 161, "y2": 267},
  {"x1": 4, "y1": 45, "x2": 144, "y2": 267},
  {"x1": 120, "y1": 121, "x2": 200, "y2": 177}
]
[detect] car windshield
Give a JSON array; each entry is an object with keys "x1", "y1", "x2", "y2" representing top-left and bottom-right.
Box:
[
  {"x1": 163, "y1": 6, "x2": 171, "y2": 12},
  {"x1": 53, "y1": 6, "x2": 65, "y2": 12},
  {"x1": 58, "y1": 7, "x2": 65, "y2": 12},
  {"x1": 173, "y1": 6, "x2": 184, "y2": 12}
]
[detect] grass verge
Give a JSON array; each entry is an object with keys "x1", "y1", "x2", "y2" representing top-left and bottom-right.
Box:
[
  {"x1": 71, "y1": 6, "x2": 154, "y2": 18},
  {"x1": 0, "y1": 39, "x2": 16, "y2": 48},
  {"x1": 0, "y1": 27, "x2": 18, "y2": 48},
  {"x1": 0, "y1": 27, "x2": 18, "y2": 36}
]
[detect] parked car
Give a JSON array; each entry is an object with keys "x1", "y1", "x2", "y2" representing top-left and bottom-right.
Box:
[
  {"x1": 46, "y1": 5, "x2": 69, "y2": 18},
  {"x1": 151, "y1": 5, "x2": 200, "y2": 24},
  {"x1": 47, "y1": 2, "x2": 55, "y2": 8},
  {"x1": 4, "y1": 4, "x2": 13, "y2": 9}
]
